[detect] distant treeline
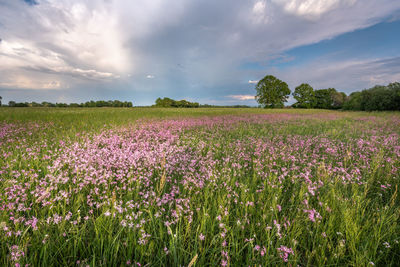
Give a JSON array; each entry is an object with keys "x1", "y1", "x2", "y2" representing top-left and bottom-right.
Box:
[
  {"x1": 4, "y1": 100, "x2": 133, "y2": 108},
  {"x1": 199, "y1": 104, "x2": 252, "y2": 108},
  {"x1": 292, "y1": 82, "x2": 400, "y2": 111},
  {"x1": 153, "y1": 97, "x2": 252, "y2": 108},
  {"x1": 343, "y1": 83, "x2": 400, "y2": 111},
  {"x1": 154, "y1": 97, "x2": 200, "y2": 108},
  {"x1": 2, "y1": 81, "x2": 398, "y2": 111}
]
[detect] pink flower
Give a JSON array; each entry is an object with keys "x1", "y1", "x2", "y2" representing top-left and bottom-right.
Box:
[
  {"x1": 303, "y1": 209, "x2": 321, "y2": 222},
  {"x1": 277, "y1": 245, "x2": 294, "y2": 262}
]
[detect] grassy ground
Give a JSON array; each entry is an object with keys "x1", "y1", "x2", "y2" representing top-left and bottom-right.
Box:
[
  {"x1": 0, "y1": 108, "x2": 399, "y2": 266},
  {"x1": 0, "y1": 107, "x2": 340, "y2": 128}
]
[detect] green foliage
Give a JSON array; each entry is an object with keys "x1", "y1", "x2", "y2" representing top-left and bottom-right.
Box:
[
  {"x1": 289, "y1": 81, "x2": 399, "y2": 111},
  {"x1": 314, "y1": 89, "x2": 333, "y2": 109},
  {"x1": 388, "y1": 82, "x2": 400, "y2": 110},
  {"x1": 81, "y1": 100, "x2": 133, "y2": 107},
  {"x1": 255, "y1": 75, "x2": 291, "y2": 108},
  {"x1": 293, "y1": 83, "x2": 315, "y2": 108},
  {"x1": 331, "y1": 91, "x2": 347, "y2": 109},
  {"x1": 314, "y1": 88, "x2": 345, "y2": 109},
  {"x1": 41, "y1": 101, "x2": 56, "y2": 107},
  {"x1": 361, "y1": 84, "x2": 399, "y2": 111},
  {"x1": 3, "y1": 100, "x2": 133, "y2": 108},
  {"x1": 343, "y1": 82, "x2": 400, "y2": 111},
  {"x1": 154, "y1": 97, "x2": 200, "y2": 108},
  {"x1": 343, "y1": 92, "x2": 362, "y2": 110}
]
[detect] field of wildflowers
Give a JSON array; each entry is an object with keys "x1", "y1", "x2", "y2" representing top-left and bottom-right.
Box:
[{"x1": 0, "y1": 108, "x2": 399, "y2": 266}]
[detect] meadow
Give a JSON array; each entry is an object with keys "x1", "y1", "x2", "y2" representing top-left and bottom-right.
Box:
[{"x1": 0, "y1": 107, "x2": 399, "y2": 266}]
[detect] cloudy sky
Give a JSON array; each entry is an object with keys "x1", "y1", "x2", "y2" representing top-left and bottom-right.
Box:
[{"x1": 1, "y1": 0, "x2": 400, "y2": 106}]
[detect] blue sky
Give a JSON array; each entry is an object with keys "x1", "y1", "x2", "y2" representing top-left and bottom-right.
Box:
[
  {"x1": 1, "y1": 0, "x2": 400, "y2": 106},
  {"x1": 273, "y1": 20, "x2": 400, "y2": 69}
]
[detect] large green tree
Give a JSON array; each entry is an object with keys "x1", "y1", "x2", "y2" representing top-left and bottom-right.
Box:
[
  {"x1": 293, "y1": 83, "x2": 315, "y2": 108},
  {"x1": 360, "y1": 85, "x2": 396, "y2": 111},
  {"x1": 255, "y1": 75, "x2": 290, "y2": 108},
  {"x1": 387, "y1": 82, "x2": 400, "y2": 110},
  {"x1": 343, "y1": 91, "x2": 362, "y2": 110},
  {"x1": 154, "y1": 97, "x2": 199, "y2": 108}
]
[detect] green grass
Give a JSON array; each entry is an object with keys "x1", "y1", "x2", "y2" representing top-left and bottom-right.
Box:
[
  {"x1": 0, "y1": 108, "x2": 399, "y2": 266},
  {"x1": 0, "y1": 107, "x2": 345, "y2": 127}
]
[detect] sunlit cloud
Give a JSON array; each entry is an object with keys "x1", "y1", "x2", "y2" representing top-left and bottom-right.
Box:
[
  {"x1": 0, "y1": 76, "x2": 62, "y2": 90},
  {"x1": 273, "y1": 0, "x2": 357, "y2": 19},
  {"x1": 228, "y1": 95, "x2": 255, "y2": 100},
  {"x1": 248, "y1": 80, "x2": 259, "y2": 84}
]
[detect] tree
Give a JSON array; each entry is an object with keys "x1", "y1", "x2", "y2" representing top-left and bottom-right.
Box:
[
  {"x1": 360, "y1": 85, "x2": 394, "y2": 111},
  {"x1": 331, "y1": 91, "x2": 346, "y2": 109},
  {"x1": 0, "y1": 96, "x2": 2, "y2": 106},
  {"x1": 387, "y1": 82, "x2": 400, "y2": 110},
  {"x1": 42, "y1": 101, "x2": 55, "y2": 107},
  {"x1": 293, "y1": 83, "x2": 315, "y2": 108},
  {"x1": 255, "y1": 75, "x2": 290, "y2": 108},
  {"x1": 154, "y1": 97, "x2": 198, "y2": 108},
  {"x1": 314, "y1": 88, "x2": 342, "y2": 109},
  {"x1": 343, "y1": 92, "x2": 362, "y2": 110},
  {"x1": 155, "y1": 97, "x2": 175, "y2": 107}
]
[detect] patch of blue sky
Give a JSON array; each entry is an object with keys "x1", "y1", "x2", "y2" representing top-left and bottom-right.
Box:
[
  {"x1": 241, "y1": 19, "x2": 400, "y2": 71},
  {"x1": 23, "y1": 0, "x2": 38, "y2": 6}
]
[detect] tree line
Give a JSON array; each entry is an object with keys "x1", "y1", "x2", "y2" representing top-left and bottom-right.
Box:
[
  {"x1": 154, "y1": 97, "x2": 200, "y2": 108},
  {"x1": 153, "y1": 97, "x2": 252, "y2": 108},
  {"x1": 1, "y1": 100, "x2": 133, "y2": 108},
  {"x1": 2, "y1": 78, "x2": 398, "y2": 110},
  {"x1": 255, "y1": 75, "x2": 400, "y2": 111}
]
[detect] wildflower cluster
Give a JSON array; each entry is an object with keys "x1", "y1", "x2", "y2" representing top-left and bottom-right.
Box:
[{"x1": 0, "y1": 112, "x2": 399, "y2": 266}]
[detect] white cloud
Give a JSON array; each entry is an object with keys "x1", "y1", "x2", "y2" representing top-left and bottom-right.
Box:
[
  {"x1": 54, "y1": 67, "x2": 119, "y2": 79},
  {"x1": 0, "y1": 75, "x2": 62, "y2": 90},
  {"x1": 228, "y1": 95, "x2": 255, "y2": 100},
  {"x1": 273, "y1": 0, "x2": 357, "y2": 19},
  {"x1": 146, "y1": 75, "x2": 155, "y2": 79},
  {"x1": 248, "y1": 80, "x2": 259, "y2": 84},
  {"x1": 49, "y1": 3, "x2": 131, "y2": 74},
  {"x1": 0, "y1": 0, "x2": 129, "y2": 90},
  {"x1": 271, "y1": 57, "x2": 400, "y2": 94},
  {"x1": 0, "y1": 39, "x2": 120, "y2": 89},
  {"x1": 252, "y1": 1, "x2": 271, "y2": 24}
]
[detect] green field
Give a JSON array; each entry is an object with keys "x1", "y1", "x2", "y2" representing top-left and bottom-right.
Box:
[{"x1": 0, "y1": 108, "x2": 399, "y2": 266}]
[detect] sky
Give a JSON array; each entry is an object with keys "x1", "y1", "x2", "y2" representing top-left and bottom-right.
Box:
[{"x1": 1, "y1": 0, "x2": 400, "y2": 106}]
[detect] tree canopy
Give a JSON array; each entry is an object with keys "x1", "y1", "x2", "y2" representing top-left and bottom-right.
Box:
[
  {"x1": 255, "y1": 75, "x2": 291, "y2": 108},
  {"x1": 313, "y1": 88, "x2": 346, "y2": 109},
  {"x1": 5, "y1": 100, "x2": 133, "y2": 108},
  {"x1": 293, "y1": 83, "x2": 314, "y2": 108},
  {"x1": 154, "y1": 97, "x2": 200, "y2": 108},
  {"x1": 343, "y1": 82, "x2": 400, "y2": 111}
]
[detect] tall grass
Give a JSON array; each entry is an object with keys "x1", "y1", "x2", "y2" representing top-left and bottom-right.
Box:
[{"x1": 0, "y1": 108, "x2": 399, "y2": 266}]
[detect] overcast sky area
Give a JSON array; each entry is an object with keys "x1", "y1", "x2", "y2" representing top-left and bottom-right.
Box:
[{"x1": 1, "y1": 0, "x2": 400, "y2": 106}]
